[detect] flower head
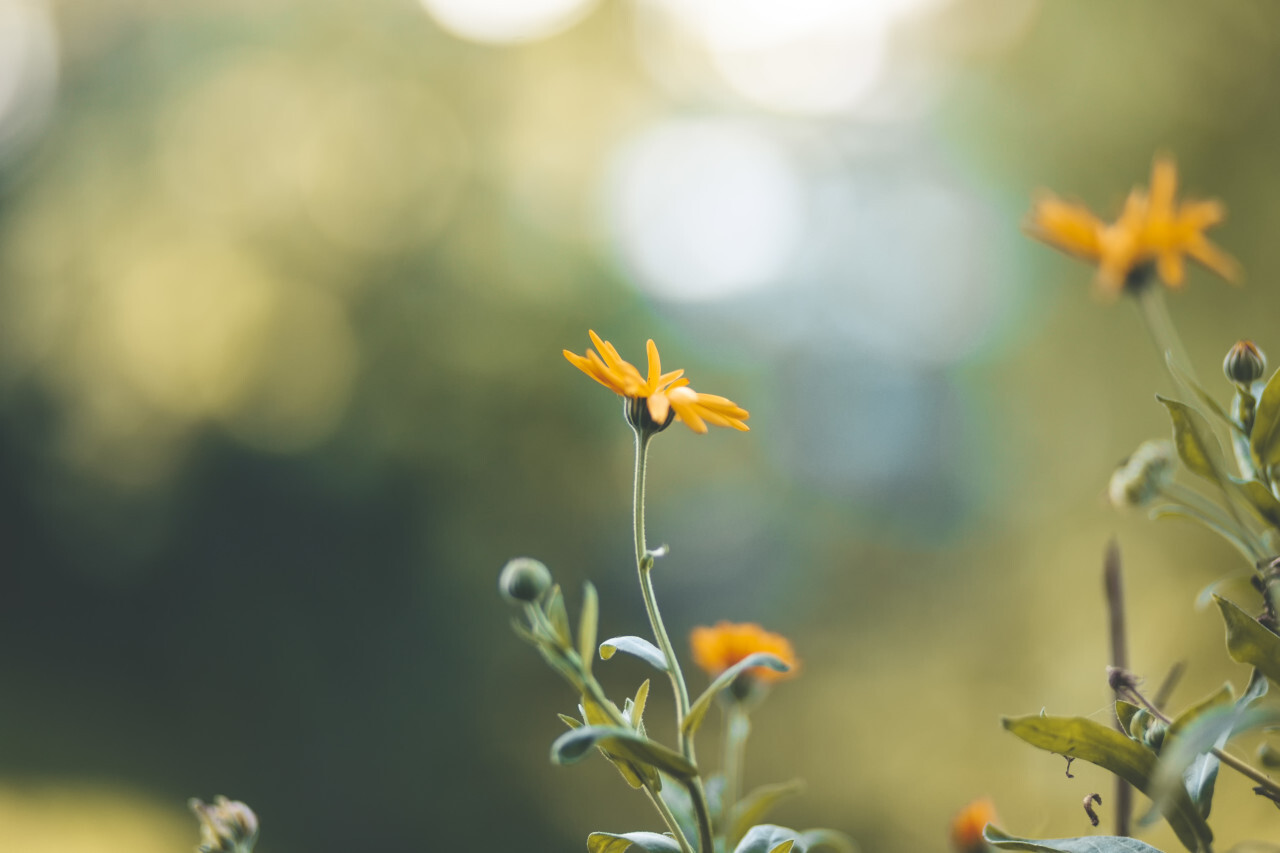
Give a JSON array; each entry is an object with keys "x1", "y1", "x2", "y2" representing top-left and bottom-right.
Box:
[
  {"x1": 1026, "y1": 154, "x2": 1238, "y2": 297},
  {"x1": 949, "y1": 798, "x2": 997, "y2": 853},
  {"x1": 689, "y1": 621, "x2": 798, "y2": 684},
  {"x1": 564, "y1": 331, "x2": 749, "y2": 434},
  {"x1": 190, "y1": 796, "x2": 259, "y2": 853}
]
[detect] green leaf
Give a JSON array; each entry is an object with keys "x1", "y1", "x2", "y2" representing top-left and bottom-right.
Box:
[
  {"x1": 1251, "y1": 366, "x2": 1280, "y2": 469},
  {"x1": 733, "y1": 825, "x2": 807, "y2": 853},
  {"x1": 1002, "y1": 714, "x2": 1212, "y2": 852},
  {"x1": 579, "y1": 582, "x2": 599, "y2": 677},
  {"x1": 683, "y1": 653, "x2": 791, "y2": 738},
  {"x1": 1157, "y1": 396, "x2": 1229, "y2": 483},
  {"x1": 558, "y1": 713, "x2": 583, "y2": 729},
  {"x1": 797, "y1": 829, "x2": 857, "y2": 853},
  {"x1": 728, "y1": 780, "x2": 806, "y2": 848},
  {"x1": 545, "y1": 585, "x2": 572, "y2": 647},
  {"x1": 587, "y1": 831, "x2": 683, "y2": 853},
  {"x1": 1234, "y1": 480, "x2": 1280, "y2": 529},
  {"x1": 550, "y1": 725, "x2": 697, "y2": 779},
  {"x1": 1215, "y1": 595, "x2": 1280, "y2": 686},
  {"x1": 983, "y1": 825, "x2": 1165, "y2": 853},
  {"x1": 1154, "y1": 702, "x2": 1280, "y2": 820},
  {"x1": 1149, "y1": 505, "x2": 1257, "y2": 563},
  {"x1": 600, "y1": 636, "x2": 669, "y2": 672},
  {"x1": 580, "y1": 693, "x2": 653, "y2": 789},
  {"x1": 1167, "y1": 354, "x2": 1235, "y2": 431},
  {"x1": 1116, "y1": 700, "x2": 1143, "y2": 737},
  {"x1": 631, "y1": 679, "x2": 651, "y2": 730}
]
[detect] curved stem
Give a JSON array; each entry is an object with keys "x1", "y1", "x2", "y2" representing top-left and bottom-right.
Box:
[
  {"x1": 632, "y1": 429, "x2": 713, "y2": 853},
  {"x1": 1134, "y1": 283, "x2": 1196, "y2": 388}
]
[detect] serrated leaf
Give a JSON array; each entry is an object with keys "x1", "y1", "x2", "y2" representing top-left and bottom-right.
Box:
[
  {"x1": 631, "y1": 680, "x2": 650, "y2": 729},
  {"x1": 579, "y1": 582, "x2": 599, "y2": 677},
  {"x1": 733, "y1": 825, "x2": 807, "y2": 853},
  {"x1": 983, "y1": 825, "x2": 1165, "y2": 853},
  {"x1": 587, "y1": 831, "x2": 683, "y2": 853},
  {"x1": 550, "y1": 725, "x2": 697, "y2": 779},
  {"x1": 545, "y1": 585, "x2": 572, "y2": 647},
  {"x1": 798, "y1": 829, "x2": 857, "y2": 853},
  {"x1": 729, "y1": 780, "x2": 806, "y2": 849},
  {"x1": 683, "y1": 653, "x2": 791, "y2": 738},
  {"x1": 1002, "y1": 714, "x2": 1212, "y2": 852},
  {"x1": 1215, "y1": 595, "x2": 1280, "y2": 686},
  {"x1": 1251, "y1": 366, "x2": 1280, "y2": 470},
  {"x1": 1158, "y1": 396, "x2": 1229, "y2": 483},
  {"x1": 600, "y1": 636, "x2": 669, "y2": 672}
]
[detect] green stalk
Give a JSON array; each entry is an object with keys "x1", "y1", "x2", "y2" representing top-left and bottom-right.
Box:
[
  {"x1": 1133, "y1": 283, "x2": 1196, "y2": 388},
  {"x1": 632, "y1": 428, "x2": 714, "y2": 853},
  {"x1": 721, "y1": 703, "x2": 751, "y2": 844}
]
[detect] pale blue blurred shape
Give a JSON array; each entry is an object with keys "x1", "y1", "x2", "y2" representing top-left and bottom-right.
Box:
[{"x1": 605, "y1": 117, "x2": 807, "y2": 302}]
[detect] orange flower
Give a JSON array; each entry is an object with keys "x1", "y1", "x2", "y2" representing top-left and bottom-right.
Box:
[
  {"x1": 689, "y1": 621, "x2": 798, "y2": 683},
  {"x1": 563, "y1": 331, "x2": 749, "y2": 434},
  {"x1": 949, "y1": 798, "x2": 997, "y2": 853},
  {"x1": 1026, "y1": 155, "x2": 1238, "y2": 297}
]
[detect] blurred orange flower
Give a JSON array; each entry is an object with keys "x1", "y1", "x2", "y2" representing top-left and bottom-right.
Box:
[
  {"x1": 1026, "y1": 155, "x2": 1238, "y2": 297},
  {"x1": 563, "y1": 331, "x2": 749, "y2": 434},
  {"x1": 689, "y1": 621, "x2": 798, "y2": 683},
  {"x1": 949, "y1": 798, "x2": 997, "y2": 853}
]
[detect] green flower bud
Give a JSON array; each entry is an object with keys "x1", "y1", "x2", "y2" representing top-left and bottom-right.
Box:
[
  {"x1": 1224, "y1": 340, "x2": 1266, "y2": 385},
  {"x1": 1127, "y1": 708, "x2": 1166, "y2": 752},
  {"x1": 1108, "y1": 440, "x2": 1176, "y2": 509},
  {"x1": 499, "y1": 557, "x2": 552, "y2": 604},
  {"x1": 190, "y1": 796, "x2": 258, "y2": 853}
]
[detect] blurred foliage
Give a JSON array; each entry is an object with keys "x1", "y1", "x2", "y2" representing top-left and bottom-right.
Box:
[{"x1": 4, "y1": 1, "x2": 1280, "y2": 852}]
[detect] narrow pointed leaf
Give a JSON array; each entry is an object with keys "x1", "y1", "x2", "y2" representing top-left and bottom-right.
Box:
[
  {"x1": 631, "y1": 679, "x2": 651, "y2": 729},
  {"x1": 587, "y1": 831, "x2": 683, "y2": 853},
  {"x1": 684, "y1": 653, "x2": 790, "y2": 738},
  {"x1": 798, "y1": 829, "x2": 858, "y2": 853},
  {"x1": 1251, "y1": 366, "x2": 1280, "y2": 469},
  {"x1": 558, "y1": 713, "x2": 583, "y2": 730},
  {"x1": 733, "y1": 825, "x2": 807, "y2": 853},
  {"x1": 600, "y1": 636, "x2": 669, "y2": 672},
  {"x1": 546, "y1": 585, "x2": 572, "y2": 647},
  {"x1": 1215, "y1": 595, "x2": 1280, "y2": 686},
  {"x1": 579, "y1": 582, "x2": 599, "y2": 677},
  {"x1": 1002, "y1": 714, "x2": 1212, "y2": 852},
  {"x1": 768, "y1": 843, "x2": 795, "y2": 853},
  {"x1": 729, "y1": 780, "x2": 806, "y2": 848},
  {"x1": 983, "y1": 825, "x2": 1165, "y2": 853},
  {"x1": 1158, "y1": 396, "x2": 1229, "y2": 483},
  {"x1": 1235, "y1": 480, "x2": 1280, "y2": 528},
  {"x1": 550, "y1": 725, "x2": 697, "y2": 779}
]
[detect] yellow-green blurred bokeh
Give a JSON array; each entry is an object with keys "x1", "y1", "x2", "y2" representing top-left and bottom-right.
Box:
[{"x1": 4, "y1": 1, "x2": 1280, "y2": 852}]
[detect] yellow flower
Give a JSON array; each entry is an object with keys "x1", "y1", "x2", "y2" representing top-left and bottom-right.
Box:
[
  {"x1": 1026, "y1": 155, "x2": 1238, "y2": 297},
  {"x1": 563, "y1": 331, "x2": 749, "y2": 434},
  {"x1": 689, "y1": 621, "x2": 798, "y2": 683},
  {"x1": 949, "y1": 798, "x2": 997, "y2": 853},
  {"x1": 1142, "y1": 154, "x2": 1240, "y2": 287}
]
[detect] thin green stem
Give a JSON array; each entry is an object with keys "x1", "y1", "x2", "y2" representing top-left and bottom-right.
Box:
[
  {"x1": 632, "y1": 428, "x2": 714, "y2": 853},
  {"x1": 721, "y1": 703, "x2": 751, "y2": 844},
  {"x1": 644, "y1": 788, "x2": 695, "y2": 853},
  {"x1": 1134, "y1": 283, "x2": 1196, "y2": 388}
]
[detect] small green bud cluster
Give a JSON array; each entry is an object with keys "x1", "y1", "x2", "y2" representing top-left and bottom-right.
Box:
[
  {"x1": 1108, "y1": 440, "x2": 1176, "y2": 509},
  {"x1": 499, "y1": 557, "x2": 553, "y2": 604},
  {"x1": 1126, "y1": 708, "x2": 1167, "y2": 752},
  {"x1": 190, "y1": 796, "x2": 258, "y2": 853},
  {"x1": 1224, "y1": 340, "x2": 1266, "y2": 386}
]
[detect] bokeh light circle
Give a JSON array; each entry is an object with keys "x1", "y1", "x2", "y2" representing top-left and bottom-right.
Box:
[
  {"x1": 419, "y1": 0, "x2": 598, "y2": 44},
  {"x1": 606, "y1": 118, "x2": 806, "y2": 302}
]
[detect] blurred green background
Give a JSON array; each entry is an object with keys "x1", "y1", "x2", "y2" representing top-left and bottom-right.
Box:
[{"x1": 3, "y1": 1, "x2": 1280, "y2": 851}]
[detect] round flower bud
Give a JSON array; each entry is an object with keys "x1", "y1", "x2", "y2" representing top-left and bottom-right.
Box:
[
  {"x1": 190, "y1": 796, "x2": 259, "y2": 853},
  {"x1": 1224, "y1": 340, "x2": 1266, "y2": 385},
  {"x1": 1108, "y1": 440, "x2": 1176, "y2": 509},
  {"x1": 499, "y1": 557, "x2": 552, "y2": 604}
]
